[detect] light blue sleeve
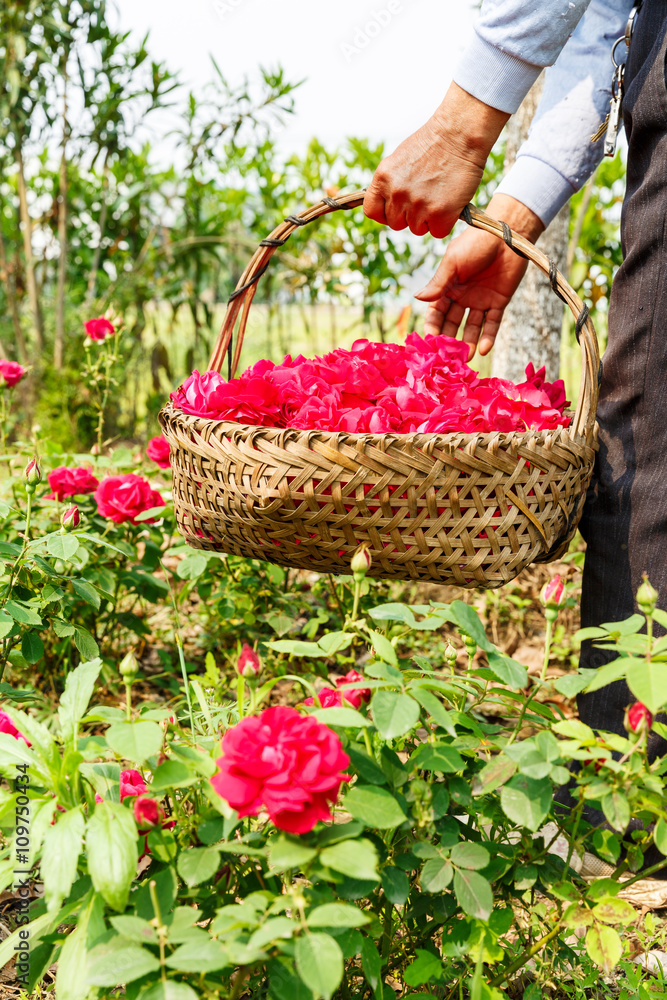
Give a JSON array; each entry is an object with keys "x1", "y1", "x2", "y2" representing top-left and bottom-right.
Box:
[
  {"x1": 495, "y1": 0, "x2": 633, "y2": 226},
  {"x1": 454, "y1": 0, "x2": 594, "y2": 114}
]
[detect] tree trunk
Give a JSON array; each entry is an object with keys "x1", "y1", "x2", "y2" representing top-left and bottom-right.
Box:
[
  {"x1": 0, "y1": 218, "x2": 27, "y2": 362},
  {"x1": 490, "y1": 77, "x2": 569, "y2": 383},
  {"x1": 15, "y1": 143, "x2": 44, "y2": 351},
  {"x1": 54, "y1": 61, "x2": 69, "y2": 370},
  {"x1": 84, "y1": 155, "x2": 110, "y2": 306}
]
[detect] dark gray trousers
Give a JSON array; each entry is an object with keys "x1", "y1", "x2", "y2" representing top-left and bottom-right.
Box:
[{"x1": 578, "y1": 0, "x2": 667, "y2": 764}]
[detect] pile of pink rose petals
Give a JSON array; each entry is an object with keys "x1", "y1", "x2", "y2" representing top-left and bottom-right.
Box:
[{"x1": 170, "y1": 332, "x2": 569, "y2": 435}]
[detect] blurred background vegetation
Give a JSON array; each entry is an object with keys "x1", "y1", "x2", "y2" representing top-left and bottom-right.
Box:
[{"x1": 0, "y1": 0, "x2": 626, "y2": 450}]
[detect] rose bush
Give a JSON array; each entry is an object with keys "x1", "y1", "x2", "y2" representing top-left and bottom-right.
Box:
[
  {"x1": 1, "y1": 579, "x2": 666, "y2": 1000},
  {"x1": 171, "y1": 333, "x2": 570, "y2": 434}
]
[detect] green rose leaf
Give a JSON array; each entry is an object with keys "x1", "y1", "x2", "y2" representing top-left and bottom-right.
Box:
[
  {"x1": 307, "y1": 903, "x2": 370, "y2": 928},
  {"x1": 137, "y1": 982, "x2": 200, "y2": 1000},
  {"x1": 411, "y1": 743, "x2": 464, "y2": 774},
  {"x1": 500, "y1": 775, "x2": 552, "y2": 832},
  {"x1": 591, "y1": 898, "x2": 636, "y2": 925},
  {"x1": 87, "y1": 945, "x2": 161, "y2": 986},
  {"x1": 21, "y1": 631, "x2": 43, "y2": 664},
  {"x1": 450, "y1": 842, "x2": 490, "y2": 870},
  {"x1": 87, "y1": 802, "x2": 138, "y2": 911},
  {"x1": 344, "y1": 785, "x2": 407, "y2": 830},
  {"x1": 486, "y1": 650, "x2": 527, "y2": 689},
  {"x1": 453, "y1": 869, "x2": 493, "y2": 921},
  {"x1": 73, "y1": 626, "x2": 100, "y2": 661},
  {"x1": 59, "y1": 658, "x2": 103, "y2": 747},
  {"x1": 381, "y1": 866, "x2": 410, "y2": 905},
  {"x1": 371, "y1": 691, "x2": 420, "y2": 740},
  {"x1": 46, "y1": 533, "x2": 80, "y2": 561},
  {"x1": 41, "y1": 806, "x2": 85, "y2": 912},
  {"x1": 177, "y1": 846, "x2": 221, "y2": 887},
  {"x1": 421, "y1": 857, "x2": 454, "y2": 893},
  {"x1": 320, "y1": 838, "x2": 379, "y2": 882},
  {"x1": 269, "y1": 836, "x2": 318, "y2": 872},
  {"x1": 4, "y1": 599, "x2": 42, "y2": 626},
  {"x1": 585, "y1": 924, "x2": 623, "y2": 972},
  {"x1": 72, "y1": 579, "x2": 101, "y2": 610},
  {"x1": 106, "y1": 720, "x2": 164, "y2": 764},
  {"x1": 295, "y1": 932, "x2": 343, "y2": 1000}
]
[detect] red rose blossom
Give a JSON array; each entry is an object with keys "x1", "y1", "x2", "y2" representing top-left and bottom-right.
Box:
[
  {"x1": 0, "y1": 360, "x2": 26, "y2": 388},
  {"x1": 45, "y1": 466, "x2": 99, "y2": 501},
  {"x1": 303, "y1": 687, "x2": 345, "y2": 709},
  {"x1": 335, "y1": 670, "x2": 371, "y2": 708},
  {"x1": 146, "y1": 435, "x2": 171, "y2": 469},
  {"x1": 0, "y1": 709, "x2": 30, "y2": 745},
  {"x1": 84, "y1": 317, "x2": 115, "y2": 341},
  {"x1": 61, "y1": 505, "x2": 80, "y2": 529},
  {"x1": 94, "y1": 474, "x2": 164, "y2": 524},
  {"x1": 210, "y1": 705, "x2": 350, "y2": 834},
  {"x1": 133, "y1": 795, "x2": 165, "y2": 830},
  {"x1": 95, "y1": 768, "x2": 147, "y2": 805}
]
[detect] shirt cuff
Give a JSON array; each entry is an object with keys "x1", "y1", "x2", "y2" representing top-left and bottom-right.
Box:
[
  {"x1": 494, "y1": 154, "x2": 577, "y2": 228},
  {"x1": 453, "y1": 32, "x2": 543, "y2": 114}
]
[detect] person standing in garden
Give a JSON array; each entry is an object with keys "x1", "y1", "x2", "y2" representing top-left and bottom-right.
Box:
[{"x1": 364, "y1": 0, "x2": 667, "y2": 766}]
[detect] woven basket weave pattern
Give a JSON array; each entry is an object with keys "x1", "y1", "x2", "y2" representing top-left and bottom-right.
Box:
[{"x1": 160, "y1": 191, "x2": 599, "y2": 587}]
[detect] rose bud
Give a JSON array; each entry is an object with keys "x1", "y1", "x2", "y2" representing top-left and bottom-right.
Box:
[
  {"x1": 24, "y1": 458, "x2": 41, "y2": 490},
  {"x1": 444, "y1": 642, "x2": 457, "y2": 670},
  {"x1": 61, "y1": 505, "x2": 80, "y2": 530},
  {"x1": 624, "y1": 701, "x2": 653, "y2": 736},
  {"x1": 119, "y1": 650, "x2": 139, "y2": 679},
  {"x1": 133, "y1": 795, "x2": 165, "y2": 830},
  {"x1": 637, "y1": 575, "x2": 659, "y2": 616},
  {"x1": 539, "y1": 574, "x2": 566, "y2": 609},
  {"x1": 351, "y1": 543, "x2": 372, "y2": 578},
  {"x1": 236, "y1": 643, "x2": 260, "y2": 678}
]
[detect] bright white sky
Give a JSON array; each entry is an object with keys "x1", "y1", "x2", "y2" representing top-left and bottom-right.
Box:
[{"x1": 112, "y1": 0, "x2": 477, "y2": 155}]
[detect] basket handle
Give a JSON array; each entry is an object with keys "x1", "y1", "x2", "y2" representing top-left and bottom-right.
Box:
[{"x1": 208, "y1": 189, "x2": 600, "y2": 443}]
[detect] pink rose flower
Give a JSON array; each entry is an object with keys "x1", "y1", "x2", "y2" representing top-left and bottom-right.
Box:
[
  {"x1": 94, "y1": 474, "x2": 164, "y2": 524},
  {"x1": 210, "y1": 706, "x2": 350, "y2": 834},
  {"x1": 0, "y1": 360, "x2": 26, "y2": 388},
  {"x1": 146, "y1": 435, "x2": 171, "y2": 469},
  {"x1": 45, "y1": 466, "x2": 99, "y2": 501},
  {"x1": 85, "y1": 317, "x2": 115, "y2": 341},
  {"x1": 0, "y1": 709, "x2": 30, "y2": 745}
]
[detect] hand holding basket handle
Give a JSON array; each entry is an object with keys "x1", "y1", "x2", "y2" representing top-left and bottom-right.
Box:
[{"x1": 162, "y1": 190, "x2": 600, "y2": 587}]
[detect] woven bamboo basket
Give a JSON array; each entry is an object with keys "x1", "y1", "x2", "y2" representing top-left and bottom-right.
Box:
[{"x1": 159, "y1": 190, "x2": 600, "y2": 588}]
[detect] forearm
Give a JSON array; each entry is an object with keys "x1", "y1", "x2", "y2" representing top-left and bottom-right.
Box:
[
  {"x1": 483, "y1": 193, "x2": 545, "y2": 243},
  {"x1": 429, "y1": 83, "x2": 510, "y2": 170}
]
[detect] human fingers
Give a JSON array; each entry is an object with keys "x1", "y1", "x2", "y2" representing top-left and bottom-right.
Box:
[
  {"x1": 423, "y1": 300, "x2": 449, "y2": 337},
  {"x1": 440, "y1": 300, "x2": 466, "y2": 339},
  {"x1": 363, "y1": 181, "x2": 388, "y2": 225},
  {"x1": 477, "y1": 307, "x2": 505, "y2": 355},
  {"x1": 461, "y1": 308, "x2": 486, "y2": 356}
]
